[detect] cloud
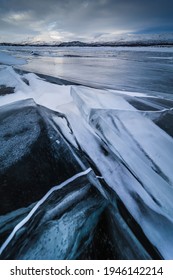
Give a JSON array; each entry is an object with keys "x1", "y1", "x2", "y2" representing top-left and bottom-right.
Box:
[
  {"x1": 3, "y1": 12, "x2": 30, "y2": 23},
  {"x1": 0, "y1": 0, "x2": 172, "y2": 42}
]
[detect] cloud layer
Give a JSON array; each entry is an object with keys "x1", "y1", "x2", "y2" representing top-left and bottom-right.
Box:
[{"x1": 0, "y1": 0, "x2": 172, "y2": 42}]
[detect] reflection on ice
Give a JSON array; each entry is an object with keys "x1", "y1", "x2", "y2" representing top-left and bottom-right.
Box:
[{"x1": 14, "y1": 46, "x2": 173, "y2": 95}]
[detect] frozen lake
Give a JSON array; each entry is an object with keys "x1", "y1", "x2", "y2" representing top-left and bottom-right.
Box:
[
  {"x1": 0, "y1": 46, "x2": 173, "y2": 260},
  {"x1": 1, "y1": 45, "x2": 173, "y2": 96}
]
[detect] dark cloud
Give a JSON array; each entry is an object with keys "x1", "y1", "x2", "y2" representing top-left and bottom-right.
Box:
[{"x1": 0, "y1": 0, "x2": 172, "y2": 42}]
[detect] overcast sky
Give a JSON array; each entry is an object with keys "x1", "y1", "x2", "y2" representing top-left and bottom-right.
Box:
[{"x1": 0, "y1": 0, "x2": 172, "y2": 42}]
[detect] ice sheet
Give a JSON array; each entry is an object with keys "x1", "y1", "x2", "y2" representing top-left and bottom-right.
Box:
[
  {"x1": 0, "y1": 51, "x2": 26, "y2": 65},
  {"x1": 1, "y1": 49, "x2": 173, "y2": 259}
]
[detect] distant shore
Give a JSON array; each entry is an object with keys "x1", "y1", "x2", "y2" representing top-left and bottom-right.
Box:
[{"x1": 1, "y1": 41, "x2": 173, "y2": 48}]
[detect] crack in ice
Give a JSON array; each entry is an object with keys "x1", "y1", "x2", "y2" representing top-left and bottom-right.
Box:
[{"x1": 0, "y1": 167, "x2": 92, "y2": 255}]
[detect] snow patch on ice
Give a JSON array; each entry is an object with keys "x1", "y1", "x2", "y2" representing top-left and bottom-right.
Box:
[{"x1": 0, "y1": 67, "x2": 72, "y2": 109}]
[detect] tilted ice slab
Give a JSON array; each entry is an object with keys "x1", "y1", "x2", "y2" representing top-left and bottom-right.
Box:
[
  {"x1": 66, "y1": 86, "x2": 173, "y2": 259},
  {"x1": 0, "y1": 66, "x2": 28, "y2": 92},
  {"x1": 0, "y1": 66, "x2": 72, "y2": 108},
  {"x1": 90, "y1": 112, "x2": 173, "y2": 210},
  {"x1": 71, "y1": 86, "x2": 173, "y2": 186},
  {"x1": 0, "y1": 169, "x2": 95, "y2": 258},
  {"x1": 0, "y1": 167, "x2": 151, "y2": 260},
  {"x1": 1, "y1": 65, "x2": 75, "y2": 113},
  {"x1": 71, "y1": 86, "x2": 136, "y2": 122},
  {"x1": 113, "y1": 110, "x2": 173, "y2": 184}
]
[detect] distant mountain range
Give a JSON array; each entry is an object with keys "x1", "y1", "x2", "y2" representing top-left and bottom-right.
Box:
[{"x1": 1, "y1": 33, "x2": 173, "y2": 47}]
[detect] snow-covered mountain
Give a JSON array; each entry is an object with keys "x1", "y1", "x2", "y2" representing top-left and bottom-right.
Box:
[{"x1": 1, "y1": 33, "x2": 173, "y2": 46}]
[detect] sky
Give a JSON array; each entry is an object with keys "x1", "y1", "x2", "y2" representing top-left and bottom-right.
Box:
[{"x1": 0, "y1": 0, "x2": 173, "y2": 43}]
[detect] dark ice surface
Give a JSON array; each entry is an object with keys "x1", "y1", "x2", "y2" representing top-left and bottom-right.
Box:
[{"x1": 0, "y1": 99, "x2": 86, "y2": 215}]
